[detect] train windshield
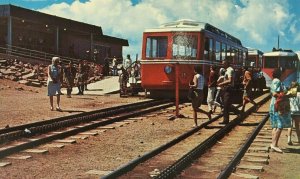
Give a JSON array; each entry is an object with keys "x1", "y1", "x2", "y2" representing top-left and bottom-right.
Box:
[
  {"x1": 172, "y1": 35, "x2": 198, "y2": 59},
  {"x1": 146, "y1": 36, "x2": 168, "y2": 58},
  {"x1": 279, "y1": 57, "x2": 297, "y2": 69}
]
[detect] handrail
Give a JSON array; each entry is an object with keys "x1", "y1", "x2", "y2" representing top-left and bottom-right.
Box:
[{"x1": 1, "y1": 44, "x2": 82, "y2": 64}]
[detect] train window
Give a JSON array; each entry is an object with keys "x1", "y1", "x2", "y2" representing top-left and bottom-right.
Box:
[
  {"x1": 173, "y1": 35, "x2": 197, "y2": 59},
  {"x1": 221, "y1": 43, "x2": 226, "y2": 61},
  {"x1": 279, "y1": 57, "x2": 297, "y2": 69},
  {"x1": 204, "y1": 37, "x2": 214, "y2": 61},
  {"x1": 215, "y1": 41, "x2": 221, "y2": 61},
  {"x1": 243, "y1": 51, "x2": 247, "y2": 66},
  {"x1": 264, "y1": 57, "x2": 278, "y2": 68},
  {"x1": 226, "y1": 46, "x2": 235, "y2": 63},
  {"x1": 146, "y1": 36, "x2": 168, "y2": 58}
]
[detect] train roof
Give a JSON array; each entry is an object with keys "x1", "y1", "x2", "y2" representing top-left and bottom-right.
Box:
[
  {"x1": 263, "y1": 51, "x2": 297, "y2": 57},
  {"x1": 247, "y1": 47, "x2": 263, "y2": 55},
  {"x1": 144, "y1": 19, "x2": 242, "y2": 45}
]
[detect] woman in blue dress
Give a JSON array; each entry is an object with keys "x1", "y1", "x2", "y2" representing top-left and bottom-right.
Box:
[
  {"x1": 269, "y1": 69, "x2": 291, "y2": 153},
  {"x1": 47, "y1": 57, "x2": 62, "y2": 111}
]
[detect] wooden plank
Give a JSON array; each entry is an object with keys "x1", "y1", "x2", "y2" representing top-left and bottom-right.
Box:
[
  {"x1": 7, "y1": 155, "x2": 32, "y2": 160},
  {"x1": 23, "y1": 149, "x2": 48, "y2": 154},
  {"x1": 55, "y1": 139, "x2": 76, "y2": 144},
  {"x1": 0, "y1": 162, "x2": 11, "y2": 167},
  {"x1": 244, "y1": 153, "x2": 270, "y2": 159},
  {"x1": 237, "y1": 165, "x2": 264, "y2": 172},
  {"x1": 232, "y1": 172, "x2": 259, "y2": 179},
  {"x1": 42, "y1": 144, "x2": 65, "y2": 148},
  {"x1": 98, "y1": 126, "x2": 115, "y2": 129},
  {"x1": 248, "y1": 147, "x2": 269, "y2": 153},
  {"x1": 69, "y1": 136, "x2": 88, "y2": 140},
  {"x1": 79, "y1": 132, "x2": 98, "y2": 136},
  {"x1": 243, "y1": 157, "x2": 269, "y2": 164},
  {"x1": 86, "y1": 170, "x2": 113, "y2": 175}
]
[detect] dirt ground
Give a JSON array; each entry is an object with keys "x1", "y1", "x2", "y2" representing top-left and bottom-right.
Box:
[{"x1": 0, "y1": 79, "x2": 299, "y2": 179}]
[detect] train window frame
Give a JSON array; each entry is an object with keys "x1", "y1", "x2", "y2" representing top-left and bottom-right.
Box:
[
  {"x1": 215, "y1": 41, "x2": 221, "y2": 61},
  {"x1": 172, "y1": 35, "x2": 198, "y2": 59},
  {"x1": 146, "y1": 36, "x2": 168, "y2": 58},
  {"x1": 221, "y1": 43, "x2": 227, "y2": 61}
]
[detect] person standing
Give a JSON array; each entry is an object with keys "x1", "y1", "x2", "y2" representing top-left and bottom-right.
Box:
[
  {"x1": 119, "y1": 66, "x2": 129, "y2": 97},
  {"x1": 47, "y1": 57, "x2": 62, "y2": 111},
  {"x1": 112, "y1": 56, "x2": 118, "y2": 76},
  {"x1": 207, "y1": 65, "x2": 219, "y2": 114},
  {"x1": 189, "y1": 65, "x2": 212, "y2": 127},
  {"x1": 83, "y1": 60, "x2": 90, "y2": 90},
  {"x1": 269, "y1": 69, "x2": 292, "y2": 153},
  {"x1": 64, "y1": 61, "x2": 77, "y2": 98},
  {"x1": 124, "y1": 54, "x2": 132, "y2": 76},
  {"x1": 218, "y1": 60, "x2": 241, "y2": 124},
  {"x1": 76, "y1": 64, "x2": 85, "y2": 95},
  {"x1": 241, "y1": 66, "x2": 258, "y2": 112}
]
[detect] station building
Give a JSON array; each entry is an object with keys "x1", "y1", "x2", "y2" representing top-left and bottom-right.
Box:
[{"x1": 0, "y1": 4, "x2": 128, "y2": 64}]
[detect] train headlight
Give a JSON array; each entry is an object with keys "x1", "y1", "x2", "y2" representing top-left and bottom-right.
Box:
[{"x1": 164, "y1": 65, "x2": 173, "y2": 74}]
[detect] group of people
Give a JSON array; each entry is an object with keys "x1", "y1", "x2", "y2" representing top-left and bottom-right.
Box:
[
  {"x1": 46, "y1": 57, "x2": 91, "y2": 111},
  {"x1": 189, "y1": 59, "x2": 260, "y2": 127},
  {"x1": 189, "y1": 59, "x2": 300, "y2": 153}
]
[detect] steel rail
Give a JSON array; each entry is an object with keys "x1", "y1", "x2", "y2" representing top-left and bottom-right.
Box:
[
  {"x1": 153, "y1": 94, "x2": 270, "y2": 179},
  {"x1": 217, "y1": 113, "x2": 270, "y2": 179},
  {"x1": 102, "y1": 92, "x2": 270, "y2": 179},
  {"x1": 0, "y1": 101, "x2": 174, "y2": 159},
  {"x1": 0, "y1": 99, "x2": 168, "y2": 143},
  {"x1": 102, "y1": 111, "x2": 223, "y2": 179}
]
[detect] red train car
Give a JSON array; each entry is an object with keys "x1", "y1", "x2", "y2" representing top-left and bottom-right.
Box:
[
  {"x1": 262, "y1": 49, "x2": 298, "y2": 88},
  {"x1": 247, "y1": 48, "x2": 263, "y2": 68},
  {"x1": 141, "y1": 19, "x2": 248, "y2": 98}
]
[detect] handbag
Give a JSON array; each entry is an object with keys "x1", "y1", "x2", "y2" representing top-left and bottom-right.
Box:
[{"x1": 275, "y1": 92, "x2": 290, "y2": 115}]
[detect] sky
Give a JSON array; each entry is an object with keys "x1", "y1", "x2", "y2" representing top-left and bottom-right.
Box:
[{"x1": 1, "y1": 0, "x2": 300, "y2": 59}]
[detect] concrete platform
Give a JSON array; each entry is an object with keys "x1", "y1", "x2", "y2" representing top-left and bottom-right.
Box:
[{"x1": 61, "y1": 76, "x2": 120, "y2": 96}]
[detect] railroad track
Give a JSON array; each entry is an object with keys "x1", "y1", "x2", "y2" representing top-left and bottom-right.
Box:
[
  {"x1": 102, "y1": 92, "x2": 271, "y2": 179},
  {"x1": 0, "y1": 99, "x2": 174, "y2": 159}
]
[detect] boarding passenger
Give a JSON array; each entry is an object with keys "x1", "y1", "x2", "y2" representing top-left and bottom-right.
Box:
[
  {"x1": 207, "y1": 65, "x2": 218, "y2": 114},
  {"x1": 217, "y1": 60, "x2": 241, "y2": 124},
  {"x1": 47, "y1": 57, "x2": 62, "y2": 111},
  {"x1": 189, "y1": 65, "x2": 212, "y2": 127},
  {"x1": 269, "y1": 69, "x2": 292, "y2": 153},
  {"x1": 287, "y1": 82, "x2": 300, "y2": 145},
  {"x1": 213, "y1": 68, "x2": 226, "y2": 112},
  {"x1": 241, "y1": 66, "x2": 258, "y2": 112}
]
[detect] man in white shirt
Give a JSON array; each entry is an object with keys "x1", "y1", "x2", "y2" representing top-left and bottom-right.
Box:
[
  {"x1": 124, "y1": 54, "x2": 132, "y2": 76},
  {"x1": 218, "y1": 60, "x2": 241, "y2": 124}
]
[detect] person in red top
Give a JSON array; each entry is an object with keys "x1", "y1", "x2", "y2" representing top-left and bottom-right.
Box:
[
  {"x1": 241, "y1": 66, "x2": 258, "y2": 112},
  {"x1": 207, "y1": 65, "x2": 219, "y2": 115}
]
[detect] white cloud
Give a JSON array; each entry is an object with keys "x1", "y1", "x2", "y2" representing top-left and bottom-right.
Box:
[{"x1": 38, "y1": 0, "x2": 298, "y2": 58}]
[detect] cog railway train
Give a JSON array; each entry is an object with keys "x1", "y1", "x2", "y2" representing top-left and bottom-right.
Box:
[
  {"x1": 262, "y1": 49, "x2": 299, "y2": 88},
  {"x1": 140, "y1": 19, "x2": 248, "y2": 97}
]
